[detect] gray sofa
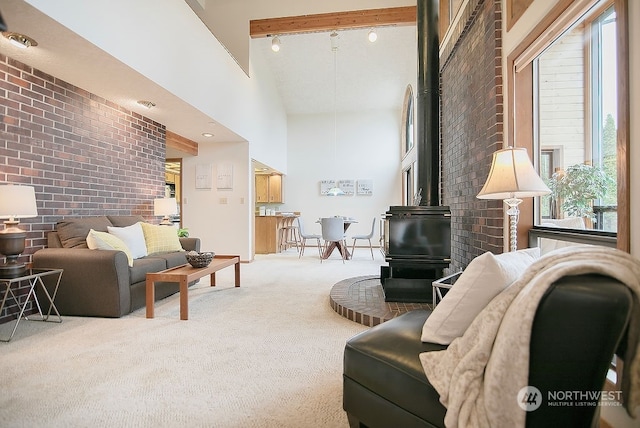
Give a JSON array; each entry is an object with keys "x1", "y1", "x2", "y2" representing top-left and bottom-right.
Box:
[{"x1": 32, "y1": 215, "x2": 200, "y2": 318}]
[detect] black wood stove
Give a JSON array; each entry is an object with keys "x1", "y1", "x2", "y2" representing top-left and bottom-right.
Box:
[{"x1": 380, "y1": 0, "x2": 451, "y2": 303}]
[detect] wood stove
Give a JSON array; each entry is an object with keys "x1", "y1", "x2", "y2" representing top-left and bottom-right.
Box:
[{"x1": 380, "y1": 0, "x2": 451, "y2": 303}]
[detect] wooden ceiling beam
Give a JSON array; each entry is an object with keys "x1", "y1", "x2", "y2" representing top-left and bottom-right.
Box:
[
  {"x1": 166, "y1": 130, "x2": 198, "y2": 156},
  {"x1": 249, "y1": 6, "x2": 417, "y2": 38}
]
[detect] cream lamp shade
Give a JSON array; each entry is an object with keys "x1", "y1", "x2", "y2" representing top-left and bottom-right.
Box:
[
  {"x1": 477, "y1": 147, "x2": 550, "y2": 252},
  {"x1": 0, "y1": 185, "x2": 38, "y2": 222},
  {"x1": 477, "y1": 147, "x2": 550, "y2": 199},
  {"x1": 0, "y1": 185, "x2": 38, "y2": 277},
  {"x1": 154, "y1": 198, "x2": 178, "y2": 225}
]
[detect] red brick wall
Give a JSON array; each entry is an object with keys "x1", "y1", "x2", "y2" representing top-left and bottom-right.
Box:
[
  {"x1": 441, "y1": 0, "x2": 504, "y2": 270},
  {"x1": 0, "y1": 54, "x2": 166, "y2": 322}
]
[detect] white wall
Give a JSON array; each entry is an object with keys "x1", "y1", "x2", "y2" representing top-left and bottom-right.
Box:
[
  {"x1": 27, "y1": 0, "x2": 289, "y2": 174},
  {"x1": 182, "y1": 142, "x2": 253, "y2": 261},
  {"x1": 282, "y1": 109, "x2": 402, "y2": 239}
]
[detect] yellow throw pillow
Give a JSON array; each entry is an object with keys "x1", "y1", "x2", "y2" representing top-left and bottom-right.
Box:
[
  {"x1": 140, "y1": 222, "x2": 183, "y2": 255},
  {"x1": 86, "y1": 228, "x2": 134, "y2": 267}
]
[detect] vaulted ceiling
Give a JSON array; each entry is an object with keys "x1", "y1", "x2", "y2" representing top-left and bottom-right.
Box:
[{"x1": 0, "y1": 1, "x2": 417, "y2": 157}]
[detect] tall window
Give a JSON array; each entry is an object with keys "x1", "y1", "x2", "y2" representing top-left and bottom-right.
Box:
[{"x1": 534, "y1": 2, "x2": 617, "y2": 232}]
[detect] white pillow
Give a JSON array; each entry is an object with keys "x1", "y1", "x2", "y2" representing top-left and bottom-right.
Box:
[
  {"x1": 421, "y1": 247, "x2": 540, "y2": 345},
  {"x1": 539, "y1": 217, "x2": 586, "y2": 254},
  {"x1": 107, "y1": 222, "x2": 148, "y2": 259},
  {"x1": 86, "y1": 229, "x2": 134, "y2": 267}
]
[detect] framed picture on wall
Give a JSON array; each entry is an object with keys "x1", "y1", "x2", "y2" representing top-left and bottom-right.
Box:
[
  {"x1": 338, "y1": 179, "x2": 355, "y2": 195},
  {"x1": 357, "y1": 179, "x2": 373, "y2": 195},
  {"x1": 320, "y1": 180, "x2": 336, "y2": 195},
  {"x1": 195, "y1": 163, "x2": 212, "y2": 189}
]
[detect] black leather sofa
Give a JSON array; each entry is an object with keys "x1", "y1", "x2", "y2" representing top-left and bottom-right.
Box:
[{"x1": 343, "y1": 274, "x2": 633, "y2": 428}]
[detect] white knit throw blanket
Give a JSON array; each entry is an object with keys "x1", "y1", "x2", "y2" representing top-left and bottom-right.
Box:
[{"x1": 420, "y1": 246, "x2": 640, "y2": 428}]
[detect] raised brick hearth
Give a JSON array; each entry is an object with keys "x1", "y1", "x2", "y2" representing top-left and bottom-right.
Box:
[{"x1": 329, "y1": 276, "x2": 432, "y2": 327}]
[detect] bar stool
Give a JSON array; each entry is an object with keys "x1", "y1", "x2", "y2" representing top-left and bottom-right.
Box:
[{"x1": 278, "y1": 216, "x2": 300, "y2": 252}]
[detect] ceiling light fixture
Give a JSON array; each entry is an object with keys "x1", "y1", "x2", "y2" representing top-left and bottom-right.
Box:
[
  {"x1": 327, "y1": 31, "x2": 344, "y2": 197},
  {"x1": 368, "y1": 29, "x2": 378, "y2": 43},
  {"x1": 137, "y1": 100, "x2": 156, "y2": 109},
  {"x1": 202, "y1": 132, "x2": 214, "y2": 138},
  {"x1": 3, "y1": 32, "x2": 38, "y2": 49},
  {"x1": 271, "y1": 36, "x2": 281, "y2": 52}
]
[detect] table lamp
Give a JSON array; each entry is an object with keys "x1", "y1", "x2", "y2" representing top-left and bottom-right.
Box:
[
  {"x1": 0, "y1": 185, "x2": 38, "y2": 277},
  {"x1": 477, "y1": 147, "x2": 550, "y2": 252},
  {"x1": 154, "y1": 197, "x2": 178, "y2": 226}
]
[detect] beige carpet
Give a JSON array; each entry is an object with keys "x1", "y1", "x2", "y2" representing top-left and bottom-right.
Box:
[{"x1": 0, "y1": 250, "x2": 384, "y2": 428}]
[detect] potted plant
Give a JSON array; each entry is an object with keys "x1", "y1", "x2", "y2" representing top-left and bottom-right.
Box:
[
  {"x1": 548, "y1": 163, "x2": 612, "y2": 220},
  {"x1": 177, "y1": 228, "x2": 189, "y2": 238}
]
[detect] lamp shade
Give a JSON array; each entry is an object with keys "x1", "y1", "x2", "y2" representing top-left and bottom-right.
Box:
[
  {"x1": 477, "y1": 147, "x2": 550, "y2": 200},
  {"x1": 153, "y1": 198, "x2": 178, "y2": 216},
  {"x1": 0, "y1": 185, "x2": 38, "y2": 220}
]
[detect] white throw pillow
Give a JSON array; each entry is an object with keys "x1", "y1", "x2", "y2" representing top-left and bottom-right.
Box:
[
  {"x1": 86, "y1": 229, "x2": 134, "y2": 267},
  {"x1": 107, "y1": 222, "x2": 148, "y2": 259},
  {"x1": 421, "y1": 247, "x2": 540, "y2": 345},
  {"x1": 539, "y1": 217, "x2": 586, "y2": 254}
]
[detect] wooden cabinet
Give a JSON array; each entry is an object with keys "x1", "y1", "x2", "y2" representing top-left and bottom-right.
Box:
[
  {"x1": 256, "y1": 174, "x2": 283, "y2": 203},
  {"x1": 255, "y1": 216, "x2": 279, "y2": 254}
]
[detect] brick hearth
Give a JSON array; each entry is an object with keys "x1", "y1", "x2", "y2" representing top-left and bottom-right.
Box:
[{"x1": 329, "y1": 276, "x2": 432, "y2": 327}]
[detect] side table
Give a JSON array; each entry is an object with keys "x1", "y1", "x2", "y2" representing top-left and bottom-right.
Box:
[
  {"x1": 431, "y1": 270, "x2": 462, "y2": 307},
  {"x1": 0, "y1": 268, "x2": 64, "y2": 342}
]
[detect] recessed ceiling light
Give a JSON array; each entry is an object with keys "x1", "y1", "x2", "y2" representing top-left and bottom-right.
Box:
[
  {"x1": 137, "y1": 100, "x2": 156, "y2": 109},
  {"x1": 3, "y1": 32, "x2": 38, "y2": 49},
  {"x1": 202, "y1": 132, "x2": 214, "y2": 138}
]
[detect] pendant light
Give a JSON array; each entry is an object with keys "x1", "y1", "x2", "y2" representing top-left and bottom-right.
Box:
[{"x1": 327, "y1": 31, "x2": 345, "y2": 196}]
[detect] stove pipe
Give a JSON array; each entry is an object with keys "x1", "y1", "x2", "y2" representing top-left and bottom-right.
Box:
[{"x1": 416, "y1": 0, "x2": 440, "y2": 207}]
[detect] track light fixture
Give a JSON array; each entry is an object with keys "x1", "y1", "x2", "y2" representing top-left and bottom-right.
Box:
[
  {"x1": 271, "y1": 36, "x2": 281, "y2": 52},
  {"x1": 368, "y1": 29, "x2": 378, "y2": 42}
]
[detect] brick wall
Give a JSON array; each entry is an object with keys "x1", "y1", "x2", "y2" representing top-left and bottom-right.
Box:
[
  {"x1": 0, "y1": 54, "x2": 166, "y2": 322},
  {"x1": 440, "y1": 0, "x2": 504, "y2": 270}
]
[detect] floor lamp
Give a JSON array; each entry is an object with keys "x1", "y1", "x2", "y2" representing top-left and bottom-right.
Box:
[{"x1": 477, "y1": 147, "x2": 550, "y2": 252}]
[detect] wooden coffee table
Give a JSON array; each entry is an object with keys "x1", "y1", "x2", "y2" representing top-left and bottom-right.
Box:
[{"x1": 146, "y1": 255, "x2": 240, "y2": 320}]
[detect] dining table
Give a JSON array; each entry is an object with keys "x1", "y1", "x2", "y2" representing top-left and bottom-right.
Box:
[{"x1": 318, "y1": 217, "x2": 358, "y2": 260}]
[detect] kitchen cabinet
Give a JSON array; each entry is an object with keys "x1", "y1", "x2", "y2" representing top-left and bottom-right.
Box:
[
  {"x1": 256, "y1": 174, "x2": 283, "y2": 203},
  {"x1": 255, "y1": 216, "x2": 280, "y2": 254}
]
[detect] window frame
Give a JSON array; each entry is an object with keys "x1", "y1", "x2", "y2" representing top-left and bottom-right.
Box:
[{"x1": 506, "y1": 0, "x2": 629, "y2": 252}]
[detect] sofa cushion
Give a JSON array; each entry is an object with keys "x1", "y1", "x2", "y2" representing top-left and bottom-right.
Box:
[
  {"x1": 56, "y1": 216, "x2": 113, "y2": 248},
  {"x1": 107, "y1": 215, "x2": 145, "y2": 227},
  {"x1": 107, "y1": 222, "x2": 148, "y2": 259},
  {"x1": 147, "y1": 252, "x2": 188, "y2": 269},
  {"x1": 140, "y1": 222, "x2": 183, "y2": 255},
  {"x1": 129, "y1": 257, "x2": 168, "y2": 284},
  {"x1": 86, "y1": 229, "x2": 134, "y2": 267},
  {"x1": 422, "y1": 247, "x2": 540, "y2": 345}
]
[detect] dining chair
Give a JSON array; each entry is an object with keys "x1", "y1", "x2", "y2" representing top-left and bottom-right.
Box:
[
  {"x1": 320, "y1": 217, "x2": 347, "y2": 263},
  {"x1": 351, "y1": 217, "x2": 376, "y2": 260},
  {"x1": 297, "y1": 217, "x2": 322, "y2": 258}
]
